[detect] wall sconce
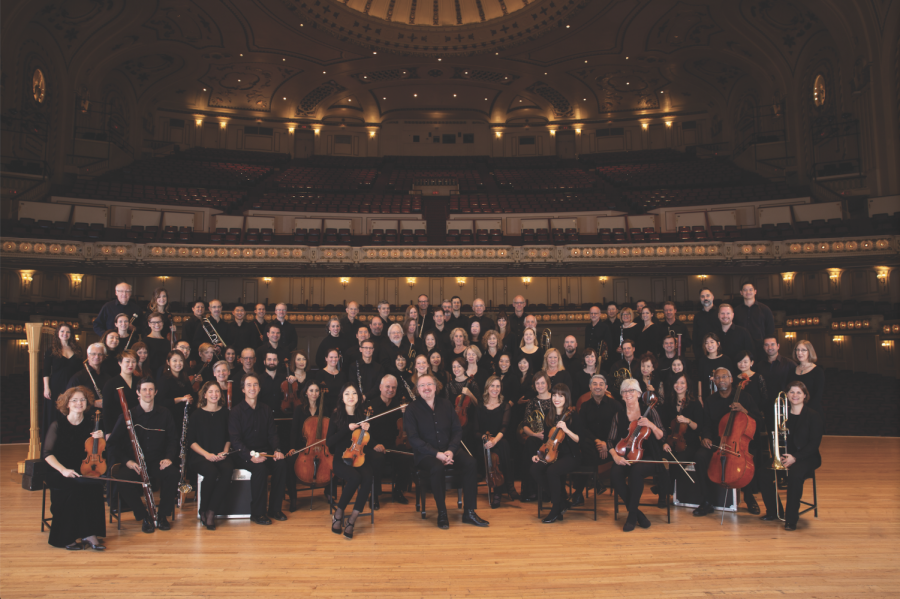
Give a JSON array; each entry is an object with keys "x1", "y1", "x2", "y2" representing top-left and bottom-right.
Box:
[
  {"x1": 340, "y1": 277, "x2": 350, "y2": 290},
  {"x1": 18, "y1": 339, "x2": 29, "y2": 347},
  {"x1": 71, "y1": 274, "x2": 83, "y2": 291},
  {"x1": 598, "y1": 276, "x2": 608, "y2": 288},
  {"x1": 876, "y1": 270, "x2": 889, "y2": 288},
  {"x1": 495, "y1": 132, "x2": 502, "y2": 138},
  {"x1": 314, "y1": 128, "x2": 320, "y2": 135},
  {"x1": 369, "y1": 131, "x2": 376, "y2": 137},
  {"x1": 20, "y1": 271, "x2": 33, "y2": 284},
  {"x1": 641, "y1": 123, "x2": 649, "y2": 130},
  {"x1": 833, "y1": 335, "x2": 844, "y2": 343},
  {"x1": 406, "y1": 277, "x2": 416, "y2": 289},
  {"x1": 665, "y1": 122, "x2": 672, "y2": 128},
  {"x1": 828, "y1": 269, "x2": 841, "y2": 282},
  {"x1": 882, "y1": 340, "x2": 894, "y2": 349},
  {"x1": 522, "y1": 276, "x2": 532, "y2": 289},
  {"x1": 456, "y1": 277, "x2": 466, "y2": 289},
  {"x1": 263, "y1": 277, "x2": 272, "y2": 289},
  {"x1": 575, "y1": 129, "x2": 582, "y2": 134},
  {"x1": 549, "y1": 130, "x2": 556, "y2": 136},
  {"x1": 784, "y1": 332, "x2": 796, "y2": 340},
  {"x1": 195, "y1": 119, "x2": 203, "y2": 127},
  {"x1": 698, "y1": 274, "x2": 707, "y2": 282},
  {"x1": 219, "y1": 121, "x2": 227, "y2": 129},
  {"x1": 781, "y1": 272, "x2": 795, "y2": 294},
  {"x1": 288, "y1": 126, "x2": 295, "y2": 134}
]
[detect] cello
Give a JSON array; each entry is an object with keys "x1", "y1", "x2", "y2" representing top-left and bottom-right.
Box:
[
  {"x1": 707, "y1": 378, "x2": 755, "y2": 489},
  {"x1": 453, "y1": 377, "x2": 477, "y2": 428},
  {"x1": 614, "y1": 393, "x2": 659, "y2": 461},
  {"x1": 293, "y1": 400, "x2": 333, "y2": 488},
  {"x1": 80, "y1": 410, "x2": 107, "y2": 477}
]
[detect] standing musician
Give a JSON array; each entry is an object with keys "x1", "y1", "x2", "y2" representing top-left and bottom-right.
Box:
[
  {"x1": 513, "y1": 327, "x2": 543, "y2": 376},
  {"x1": 187, "y1": 382, "x2": 233, "y2": 531},
  {"x1": 584, "y1": 304, "x2": 613, "y2": 368},
  {"x1": 143, "y1": 313, "x2": 171, "y2": 376},
  {"x1": 572, "y1": 374, "x2": 622, "y2": 506},
  {"x1": 258, "y1": 352, "x2": 291, "y2": 456},
  {"x1": 255, "y1": 326, "x2": 288, "y2": 373},
  {"x1": 101, "y1": 350, "x2": 138, "y2": 434},
  {"x1": 317, "y1": 317, "x2": 349, "y2": 370},
  {"x1": 404, "y1": 373, "x2": 488, "y2": 529},
  {"x1": 194, "y1": 300, "x2": 227, "y2": 356},
  {"x1": 230, "y1": 348, "x2": 257, "y2": 407},
  {"x1": 571, "y1": 348, "x2": 600, "y2": 401},
  {"x1": 716, "y1": 304, "x2": 756, "y2": 363},
  {"x1": 560, "y1": 336, "x2": 580, "y2": 376},
  {"x1": 109, "y1": 377, "x2": 179, "y2": 532},
  {"x1": 67, "y1": 342, "x2": 111, "y2": 409},
  {"x1": 659, "y1": 302, "x2": 692, "y2": 357},
  {"x1": 447, "y1": 296, "x2": 469, "y2": 332},
  {"x1": 229, "y1": 373, "x2": 288, "y2": 525},
  {"x1": 470, "y1": 298, "x2": 495, "y2": 336},
  {"x1": 692, "y1": 288, "x2": 718, "y2": 360},
  {"x1": 380, "y1": 323, "x2": 408, "y2": 372},
  {"x1": 351, "y1": 339, "x2": 385, "y2": 403},
  {"x1": 519, "y1": 370, "x2": 553, "y2": 501},
  {"x1": 698, "y1": 333, "x2": 736, "y2": 403},
  {"x1": 250, "y1": 304, "x2": 269, "y2": 344},
  {"x1": 479, "y1": 330, "x2": 503, "y2": 376},
  {"x1": 464, "y1": 345, "x2": 490, "y2": 392},
  {"x1": 759, "y1": 337, "x2": 796, "y2": 430},
  {"x1": 636, "y1": 307, "x2": 663, "y2": 359},
  {"x1": 339, "y1": 301, "x2": 367, "y2": 346},
  {"x1": 367, "y1": 315, "x2": 387, "y2": 352},
  {"x1": 327, "y1": 383, "x2": 373, "y2": 539},
  {"x1": 41, "y1": 387, "x2": 106, "y2": 550},
  {"x1": 212, "y1": 360, "x2": 231, "y2": 401},
  {"x1": 365, "y1": 375, "x2": 412, "y2": 507},
  {"x1": 700, "y1": 367, "x2": 765, "y2": 515},
  {"x1": 195, "y1": 343, "x2": 217, "y2": 384},
  {"x1": 733, "y1": 283, "x2": 776, "y2": 364},
  {"x1": 608, "y1": 339, "x2": 640, "y2": 400},
  {"x1": 477, "y1": 376, "x2": 519, "y2": 506},
  {"x1": 446, "y1": 328, "x2": 470, "y2": 365},
  {"x1": 42, "y1": 324, "x2": 83, "y2": 441},
  {"x1": 100, "y1": 330, "x2": 121, "y2": 378},
  {"x1": 529, "y1": 384, "x2": 586, "y2": 523},
  {"x1": 377, "y1": 300, "x2": 393, "y2": 331},
  {"x1": 114, "y1": 313, "x2": 138, "y2": 349},
  {"x1": 445, "y1": 357, "x2": 479, "y2": 449},
  {"x1": 92, "y1": 282, "x2": 143, "y2": 336},
  {"x1": 172, "y1": 340, "x2": 198, "y2": 378},
  {"x1": 609, "y1": 379, "x2": 667, "y2": 532},
  {"x1": 286, "y1": 350, "x2": 311, "y2": 390},
  {"x1": 429, "y1": 308, "x2": 452, "y2": 349},
  {"x1": 268, "y1": 303, "x2": 298, "y2": 353},
  {"x1": 182, "y1": 300, "x2": 206, "y2": 358},
  {"x1": 141, "y1": 287, "x2": 175, "y2": 339},
  {"x1": 660, "y1": 373, "x2": 714, "y2": 516},
  {"x1": 155, "y1": 350, "x2": 196, "y2": 440},
  {"x1": 227, "y1": 305, "x2": 259, "y2": 355},
  {"x1": 758, "y1": 381, "x2": 823, "y2": 530},
  {"x1": 131, "y1": 343, "x2": 150, "y2": 379},
  {"x1": 506, "y1": 296, "x2": 528, "y2": 348},
  {"x1": 656, "y1": 335, "x2": 680, "y2": 378},
  {"x1": 414, "y1": 295, "x2": 433, "y2": 334},
  {"x1": 318, "y1": 348, "x2": 346, "y2": 409},
  {"x1": 542, "y1": 348, "x2": 573, "y2": 391}
]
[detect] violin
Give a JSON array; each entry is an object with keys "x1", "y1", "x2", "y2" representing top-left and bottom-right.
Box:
[
  {"x1": 395, "y1": 407, "x2": 411, "y2": 450},
  {"x1": 707, "y1": 378, "x2": 756, "y2": 489},
  {"x1": 280, "y1": 379, "x2": 301, "y2": 414},
  {"x1": 614, "y1": 393, "x2": 659, "y2": 461},
  {"x1": 537, "y1": 407, "x2": 576, "y2": 464},
  {"x1": 293, "y1": 401, "x2": 333, "y2": 486},
  {"x1": 483, "y1": 433, "x2": 504, "y2": 493},
  {"x1": 342, "y1": 406, "x2": 372, "y2": 467},
  {"x1": 453, "y1": 378, "x2": 477, "y2": 427},
  {"x1": 80, "y1": 410, "x2": 106, "y2": 477},
  {"x1": 666, "y1": 412, "x2": 688, "y2": 453},
  {"x1": 191, "y1": 361, "x2": 210, "y2": 393}
]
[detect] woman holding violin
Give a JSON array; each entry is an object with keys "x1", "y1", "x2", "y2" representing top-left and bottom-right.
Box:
[
  {"x1": 42, "y1": 386, "x2": 106, "y2": 550},
  {"x1": 326, "y1": 383, "x2": 373, "y2": 540},
  {"x1": 519, "y1": 370, "x2": 552, "y2": 501},
  {"x1": 477, "y1": 376, "x2": 519, "y2": 507},
  {"x1": 660, "y1": 373, "x2": 714, "y2": 516},
  {"x1": 445, "y1": 357, "x2": 479, "y2": 441},
  {"x1": 609, "y1": 379, "x2": 666, "y2": 531},
  {"x1": 529, "y1": 384, "x2": 585, "y2": 523},
  {"x1": 187, "y1": 382, "x2": 233, "y2": 530},
  {"x1": 638, "y1": 353, "x2": 663, "y2": 404}
]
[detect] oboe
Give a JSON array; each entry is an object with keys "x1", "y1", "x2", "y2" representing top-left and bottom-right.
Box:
[{"x1": 117, "y1": 387, "x2": 158, "y2": 526}]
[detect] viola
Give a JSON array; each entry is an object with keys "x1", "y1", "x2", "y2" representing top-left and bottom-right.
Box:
[
  {"x1": 280, "y1": 379, "x2": 301, "y2": 414},
  {"x1": 614, "y1": 393, "x2": 659, "y2": 461},
  {"x1": 293, "y1": 402, "x2": 333, "y2": 486},
  {"x1": 483, "y1": 433, "x2": 504, "y2": 493},
  {"x1": 191, "y1": 361, "x2": 210, "y2": 393},
  {"x1": 453, "y1": 379, "x2": 477, "y2": 427},
  {"x1": 342, "y1": 406, "x2": 373, "y2": 467},
  {"x1": 666, "y1": 413, "x2": 688, "y2": 453},
  {"x1": 537, "y1": 407, "x2": 576, "y2": 464},
  {"x1": 395, "y1": 408, "x2": 411, "y2": 450},
  {"x1": 80, "y1": 410, "x2": 106, "y2": 477},
  {"x1": 707, "y1": 378, "x2": 756, "y2": 489}
]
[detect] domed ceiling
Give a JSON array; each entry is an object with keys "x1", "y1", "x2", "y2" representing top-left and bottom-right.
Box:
[{"x1": 341, "y1": 0, "x2": 532, "y2": 27}]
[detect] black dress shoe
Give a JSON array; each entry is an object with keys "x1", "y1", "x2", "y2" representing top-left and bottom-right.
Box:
[
  {"x1": 268, "y1": 511, "x2": 287, "y2": 521},
  {"x1": 623, "y1": 512, "x2": 637, "y2": 532},
  {"x1": 288, "y1": 498, "x2": 298, "y2": 513},
  {"x1": 636, "y1": 510, "x2": 651, "y2": 529},
  {"x1": 157, "y1": 516, "x2": 171, "y2": 531},
  {"x1": 373, "y1": 496, "x2": 380, "y2": 511},
  {"x1": 65, "y1": 541, "x2": 84, "y2": 550},
  {"x1": 490, "y1": 493, "x2": 501, "y2": 509},
  {"x1": 252, "y1": 515, "x2": 272, "y2": 525},
  {"x1": 541, "y1": 511, "x2": 564, "y2": 523},
  {"x1": 141, "y1": 517, "x2": 155, "y2": 534},
  {"x1": 570, "y1": 492, "x2": 585, "y2": 507},
  {"x1": 85, "y1": 540, "x2": 106, "y2": 551},
  {"x1": 745, "y1": 496, "x2": 760, "y2": 515},
  {"x1": 437, "y1": 510, "x2": 450, "y2": 529},
  {"x1": 692, "y1": 502, "x2": 714, "y2": 517},
  {"x1": 462, "y1": 509, "x2": 489, "y2": 527},
  {"x1": 392, "y1": 492, "x2": 409, "y2": 505},
  {"x1": 759, "y1": 513, "x2": 778, "y2": 521},
  {"x1": 507, "y1": 488, "x2": 520, "y2": 501},
  {"x1": 784, "y1": 521, "x2": 797, "y2": 531},
  {"x1": 657, "y1": 495, "x2": 668, "y2": 509}
]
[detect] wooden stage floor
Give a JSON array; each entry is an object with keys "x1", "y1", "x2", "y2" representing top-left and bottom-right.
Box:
[{"x1": 1, "y1": 436, "x2": 898, "y2": 599}]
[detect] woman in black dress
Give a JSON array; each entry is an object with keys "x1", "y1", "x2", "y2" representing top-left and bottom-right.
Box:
[
  {"x1": 698, "y1": 333, "x2": 735, "y2": 403},
  {"x1": 661, "y1": 358, "x2": 688, "y2": 404},
  {"x1": 290, "y1": 381, "x2": 327, "y2": 452},
  {"x1": 541, "y1": 348, "x2": 573, "y2": 391},
  {"x1": 115, "y1": 313, "x2": 139, "y2": 351},
  {"x1": 735, "y1": 350, "x2": 768, "y2": 409},
  {"x1": 131, "y1": 342, "x2": 150, "y2": 379},
  {"x1": 42, "y1": 324, "x2": 83, "y2": 441},
  {"x1": 477, "y1": 376, "x2": 519, "y2": 506},
  {"x1": 326, "y1": 383, "x2": 373, "y2": 539},
  {"x1": 636, "y1": 306, "x2": 663, "y2": 358},
  {"x1": 468, "y1": 320, "x2": 483, "y2": 347},
  {"x1": 187, "y1": 381, "x2": 233, "y2": 530},
  {"x1": 465, "y1": 345, "x2": 491, "y2": 392},
  {"x1": 42, "y1": 386, "x2": 106, "y2": 550},
  {"x1": 100, "y1": 349, "x2": 138, "y2": 433},
  {"x1": 514, "y1": 327, "x2": 543, "y2": 376},
  {"x1": 317, "y1": 348, "x2": 345, "y2": 409},
  {"x1": 286, "y1": 350, "x2": 311, "y2": 390},
  {"x1": 142, "y1": 287, "x2": 175, "y2": 339},
  {"x1": 142, "y1": 312, "x2": 171, "y2": 377},
  {"x1": 617, "y1": 308, "x2": 639, "y2": 359},
  {"x1": 100, "y1": 329, "x2": 121, "y2": 378},
  {"x1": 791, "y1": 341, "x2": 825, "y2": 416},
  {"x1": 446, "y1": 327, "x2": 470, "y2": 365},
  {"x1": 416, "y1": 331, "x2": 441, "y2": 362},
  {"x1": 520, "y1": 371, "x2": 552, "y2": 501},
  {"x1": 638, "y1": 352, "x2": 663, "y2": 405},
  {"x1": 428, "y1": 350, "x2": 450, "y2": 389},
  {"x1": 571, "y1": 348, "x2": 600, "y2": 403},
  {"x1": 529, "y1": 383, "x2": 586, "y2": 523},
  {"x1": 316, "y1": 317, "x2": 349, "y2": 370},
  {"x1": 480, "y1": 330, "x2": 503, "y2": 376},
  {"x1": 156, "y1": 350, "x2": 196, "y2": 439}
]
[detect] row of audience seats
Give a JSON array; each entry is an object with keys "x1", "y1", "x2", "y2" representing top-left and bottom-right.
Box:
[
  {"x1": 371, "y1": 229, "x2": 428, "y2": 245},
  {"x1": 521, "y1": 228, "x2": 579, "y2": 243},
  {"x1": 252, "y1": 192, "x2": 421, "y2": 214},
  {"x1": 108, "y1": 158, "x2": 273, "y2": 188},
  {"x1": 66, "y1": 181, "x2": 244, "y2": 209},
  {"x1": 450, "y1": 193, "x2": 618, "y2": 214},
  {"x1": 446, "y1": 228, "x2": 504, "y2": 245},
  {"x1": 272, "y1": 166, "x2": 377, "y2": 190},
  {"x1": 387, "y1": 170, "x2": 483, "y2": 192},
  {"x1": 593, "y1": 158, "x2": 750, "y2": 188},
  {"x1": 623, "y1": 182, "x2": 796, "y2": 211}
]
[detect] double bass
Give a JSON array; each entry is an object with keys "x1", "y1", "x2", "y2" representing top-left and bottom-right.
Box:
[
  {"x1": 614, "y1": 393, "x2": 659, "y2": 461},
  {"x1": 293, "y1": 400, "x2": 333, "y2": 487},
  {"x1": 80, "y1": 410, "x2": 107, "y2": 477},
  {"x1": 707, "y1": 378, "x2": 755, "y2": 489}
]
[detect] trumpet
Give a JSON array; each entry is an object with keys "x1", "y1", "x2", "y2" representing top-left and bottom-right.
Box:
[
  {"x1": 540, "y1": 328, "x2": 552, "y2": 350},
  {"x1": 770, "y1": 391, "x2": 790, "y2": 520}
]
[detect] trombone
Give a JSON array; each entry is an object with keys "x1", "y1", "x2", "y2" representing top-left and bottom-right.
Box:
[
  {"x1": 202, "y1": 317, "x2": 224, "y2": 355},
  {"x1": 540, "y1": 328, "x2": 552, "y2": 351},
  {"x1": 770, "y1": 391, "x2": 790, "y2": 521}
]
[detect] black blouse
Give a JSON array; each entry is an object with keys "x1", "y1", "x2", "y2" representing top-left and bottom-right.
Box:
[
  {"x1": 326, "y1": 414, "x2": 371, "y2": 458},
  {"x1": 513, "y1": 347, "x2": 544, "y2": 377},
  {"x1": 142, "y1": 337, "x2": 171, "y2": 379},
  {"x1": 476, "y1": 402, "x2": 511, "y2": 438},
  {"x1": 42, "y1": 415, "x2": 93, "y2": 470},
  {"x1": 43, "y1": 349, "x2": 83, "y2": 396},
  {"x1": 541, "y1": 410, "x2": 587, "y2": 462},
  {"x1": 187, "y1": 408, "x2": 230, "y2": 455},
  {"x1": 791, "y1": 366, "x2": 825, "y2": 416},
  {"x1": 659, "y1": 398, "x2": 706, "y2": 450},
  {"x1": 290, "y1": 402, "x2": 327, "y2": 450},
  {"x1": 155, "y1": 373, "x2": 196, "y2": 433}
]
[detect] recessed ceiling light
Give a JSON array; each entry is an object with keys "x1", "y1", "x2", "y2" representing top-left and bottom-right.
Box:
[
  {"x1": 373, "y1": 52, "x2": 377, "y2": 55},
  {"x1": 566, "y1": 25, "x2": 570, "y2": 28},
  {"x1": 485, "y1": 98, "x2": 488, "y2": 100},
  {"x1": 323, "y1": 71, "x2": 326, "y2": 74},
  {"x1": 583, "y1": 98, "x2": 586, "y2": 101},
  {"x1": 660, "y1": 91, "x2": 664, "y2": 93},
  {"x1": 202, "y1": 88, "x2": 206, "y2": 91},
  {"x1": 585, "y1": 60, "x2": 588, "y2": 63},
  {"x1": 495, "y1": 52, "x2": 499, "y2": 55},
  {"x1": 519, "y1": 100, "x2": 522, "y2": 102},
  {"x1": 237, "y1": 79, "x2": 241, "y2": 82},
  {"x1": 240, "y1": 54, "x2": 243, "y2": 57},
  {"x1": 464, "y1": 71, "x2": 468, "y2": 74},
  {"x1": 453, "y1": 94, "x2": 457, "y2": 97},
  {"x1": 414, "y1": 94, "x2": 417, "y2": 97},
  {"x1": 626, "y1": 82, "x2": 629, "y2": 85},
  {"x1": 383, "y1": 97, "x2": 386, "y2": 100},
  {"x1": 438, "y1": 58, "x2": 442, "y2": 61},
  {"x1": 283, "y1": 97, "x2": 286, "y2": 100},
  {"x1": 544, "y1": 72, "x2": 547, "y2": 75},
  {"x1": 626, "y1": 56, "x2": 629, "y2": 59}
]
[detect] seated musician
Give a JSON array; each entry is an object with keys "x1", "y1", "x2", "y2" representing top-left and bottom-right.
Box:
[
  {"x1": 519, "y1": 370, "x2": 552, "y2": 501},
  {"x1": 609, "y1": 379, "x2": 666, "y2": 532},
  {"x1": 188, "y1": 382, "x2": 233, "y2": 531},
  {"x1": 229, "y1": 373, "x2": 288, "y2": 525},
  {"x1": 288, "y1": 381, "x2": 329, "y2": 510},
  {"x1": 403, "y1": 373, "x2": 488, "y2": 530},
  {"x1": 529, "y1": 384, "x2": 586, "y2": 523},
  {"x1": 326, "y1": 383, "x2": 373, "y2": 540},
  {"x1": 109, "y1": 377, "x2": 179, "y2": 533},
  {"x1": 700, "y1": 367, "x2": 765, "y2": 515},
  {"x1": 365, "y1": 375, "x2": 411, "y2": 508},
  {"x1": 758, "y1": 381, "x2": 823, "y2": 531},
  {"x1": 660, "y1": 374, "x2": 714, "y2": 516},
  {"x1": 572, "y1": 374, "x2": 623, "y2": 506},
  {"x1": 66, "y1": 342, "x2": 110, "y2": 409},
  {"x1": 477, "y1": 375, "x2": 519, "y2": 507},
  {"x1": 42, "y1": 387, "x2": 106, "y2": 550}
]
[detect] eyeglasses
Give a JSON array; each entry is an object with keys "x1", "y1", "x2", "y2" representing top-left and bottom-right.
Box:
[{"x1": 68, "y1": 398, "x2": 87, "y2": 404}]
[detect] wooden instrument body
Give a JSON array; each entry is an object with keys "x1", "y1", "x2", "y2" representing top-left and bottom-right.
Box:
[
  {"x1": 666, "y1": 417, "x2": 688, "y2": 453},
  {"x1": 707, "y1": 380, "x2": 756, "y2": 489},
  {"x1": 536, "y1": 408, "x2": 575, "y2": 464},
  {"x1": 280, "y1": 379, "x2": 300, "y2": 414},
  {"x1": 117, "y1": 388, "x2": 158, "y2": 525},
  {"x1": 483, "y1": 434, "x2": 504, "y2": 491},
  {"x1": 342, "y1": 407, "x2": 372, "y2": 467},
  {"x1": 294, "y1": 410, "x2": 333, "y2": 486},
  {"x1": 395, "y1": 416, "x2": 411, "y2": 450},
  {"x1": 614, "y1": 395, "x2": 658, "y2": 461},
  {"x1": 80, "y1": 410, "x2": 107, "y2": 477},
  {"x1": 454, "y1": 393, "x2": 475, "y2": 428},
  {"x1": 226, "y1": 380, "x2": 233, "y2": 411}
]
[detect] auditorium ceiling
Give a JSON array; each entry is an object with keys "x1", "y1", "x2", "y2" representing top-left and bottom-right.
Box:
[{"x1": 1, "y1": 0, "x2": 892, "y2": 126}]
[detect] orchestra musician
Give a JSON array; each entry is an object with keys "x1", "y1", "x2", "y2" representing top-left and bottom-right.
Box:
[
  {"x1": 92, "y1": 282, "x2": 143, "y2": 336},
  {"x1": 477, "y1": 375, "x2": 519, "y2": 506},
  {"x1": 470, "y1": 299, "x2": 495, "y2": 336},
  {"x1": 268, "y1": 303, "x2": 298, "y2": 353},
  {"x1": 317, "y1": 317, "x2": 349, "y2": 370},
  {"x1": 42, "y1": 324, "x2": 83, "y2": 441},
  {"x1": 250, "y1": 304, "x2": 269, "y2": 344},
  {"x1": 571, "y1": 374, "x2": 622, "y2": 506},
  {"x1": 791, "y1": 340, "x2": 825, "y2": 416},
  {"x1": 519, "y1": 370, "x2": 552, "y2": 501},
  {"x1": 41, "y1": 387, "x2": 106, "y2": 550},
  {"x1": 181, "y1": 300, "x2": 206, "y2": 359},
  {"x1": 339, "y1": 301, "x2": 367, "y2": 346},
  {"x1": 227, "y1": 305, "x2": 259, "y2": 355},
  {"x1": 66, "y1": 342, "x2": 110, "y2": 408},
  {"x1": 464, "y1": 344, "x2": 490, "y2": 392},
  {"x1": 142, "y1": 313, "x2": 171, "y2": 376},
  {"x1": 608, "y1": 339, "x2": 640, "y2": 399},
  {"x1": 326, "y1": 383, "x2": 373, "y2": 539},
  {"x1": 659, "y1": 302, "x2": 691, "y2": 357},
  {"x1": 542, "y1": 347, "x2": 573, "y2": 391},
  {"x1": 131, "y1": 342, "x2": 150, "y2": 379},
  {"x1": 101, "y1": 350, "x2": 138, "y2": 433},
  {"x1": 187, "y1": 382, "x2": 233, "y2": 531},
  {"x1": 142, "y1": 287, "x2": 175, "y2": 339},
  {"x1": 230, "y1": 348, "x2": 257, "y2": 407},
  {"x1": 114, "y1": 313, "x2": 137, "y2": 350},
  {"x1": 154, "y1": 350, "x2": 196, "y2": 440},
  {"x1": 350, "y1": 339, "x2": 385, "y2": 402},
  {"x1": 514, "y1": 327, "x2": 543, "y2": 376},
  {"x1": 109, "y1": 377, "x2": 180, "y2": 532},
  {"x1": 318, "y1": 348, "x2": 346, "y2": 409},
  {"x1": 255, "y1": 327, "x2": 288, "y2": 373},
  {"x1": 404, "y1": 373, "x2": 489, "y2": 529},
  {"x1": 362, "y1": 375, "x2": 411, "y2": 508},
  {"x1": 194, "y1": 300, "x2": 226, "y2": 356},
  {"x1": 584, "y1": 305, "x2": 614, "y2": 366},
  {"x1": 100, "y1": 330, "x2": 121, "y2": 378}
]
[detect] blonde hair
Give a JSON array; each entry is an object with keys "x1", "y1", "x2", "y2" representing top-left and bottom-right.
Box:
[
  {"x1": 542, "y1": 347, "x2": 565, "y2": 371},
  {"x1": 481, "y1": 330, "x2": 500, "y2": 353},
  {"x1": 620, "y1": 307, "x2": 634, "y2": 321},
  {"x1": 793, "y1": 339, "x2": 817, "y2": 363},
  {"x1": 482, "y1": 375, "x2": 504, "y2": 404},
  {"x1": 450, "y1": 327, "x2": 469, "y2": 347},
  {"x1": 519, "y1": 327, "x2": 538, "y2": 348},
  {"x1": 465, "y1": 345, "x2": 482, "y2": 361}
]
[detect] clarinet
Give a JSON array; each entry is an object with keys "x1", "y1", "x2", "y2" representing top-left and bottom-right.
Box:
[
  {"x1": 357, "y1": 361, "x2": 365, "y2": 402},
  {"x1": 117, "y1": 387, "x2": 158, "y2": 526},
  {"x1": 176, "y1": 400, "x2": 192, "y2": 508},
  {"x1": 400, "y1": 375, "x2": 417, "y2": 402},
  {"x1": 84, "y1": 360, "x2": 103, "y2": 407}
]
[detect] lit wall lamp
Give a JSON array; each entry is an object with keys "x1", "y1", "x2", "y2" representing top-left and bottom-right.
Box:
[
  {"x1": 828, "y1": 269, "x2": 841, "y2": 282},
  {"x1": 263, "y1": 277, "x2": 272, "y2": 289},
  {"x1": 219, "y1": 121, "x2": 227, "y2": 129},
  {"x1": 698, "y1": 274, "x2": 708, "y2": 283},
  {"x1": 340, "y1": 277, "x2": 350, "y2": 290},
  {"x1": 406, "y1": 277, "x2": 416, "y2": 289},
  {"x1": 288, "y1": 125, "x2": 296, "y2": 134},
  {"x1": 598, "y1": 276, "x2": 608, "y2": 288},
  {"x1": 195, "y1": 119, "x2": 203, "y2": 127},
  {"x1": 549, "y1": 130, "x2": 556, "y2": 136},
  {"x1": 876, "y1": 269, "x2": 889, "y2": 288},
  {"x1": 882, "y1": 340, "x2": 894, "y2": 350},
  {"x1": 456, "y1": 277, "x2": 466, "y2": 289},
  {"x1": 782, "y1": 272, "x2": 795, "y2": 294},
  {"x1": 641, "y1": 123, "x2": 649, "y2": 130},
  {"x1": 522, "y1": 276, "x2": 532, "y2": 289},
  {"x1": 369, "y1": 131, "x2": 376, "y2": 137},
  {"x1": 575, "y1": 129, "x2": 582, "y2": 134},
  {"x1": 665, "y1": 121, "x2": 672, "y2": 128},
  {"x1": 784, "y1": 332, "x2": 796, "y2": 340},
  {"x1": 833, "y1": 335, "x2": 844, "y2": 343},
  {"x1": 70, "y1": 274, "x2": 83, "y2": 291},
  {"x1": 495, "y1": 132, "x2": 502, "y2": 138},
  {"x1": 160, "y1": 275, "x2": 169, "y2": 284}
]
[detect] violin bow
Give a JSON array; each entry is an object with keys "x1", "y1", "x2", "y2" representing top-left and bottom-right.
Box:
[
  {"x1": 459, "y1": 440, "x2": 474, "y2": 457},
  {"x1": 384, "y1": 449, "x2": 413, "y2": 456},
  {"x1": 665, "y1": 448, "x2": 695, "y2": 483},
  {"x1": 354, "y1": 404, "x2": 404, "y2": 425}
]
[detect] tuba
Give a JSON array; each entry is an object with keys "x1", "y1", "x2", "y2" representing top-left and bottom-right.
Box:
[
  {"x1": 770, "y1": 391, "x2": 790, "y2": 519},
  {"x1": 540, "y1": 328, "x2": 552, "y2": 351}
]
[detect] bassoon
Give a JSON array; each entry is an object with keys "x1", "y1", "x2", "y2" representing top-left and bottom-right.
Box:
[{"x1": 117, "y1": 387, "x2": 158, "y2": 527}]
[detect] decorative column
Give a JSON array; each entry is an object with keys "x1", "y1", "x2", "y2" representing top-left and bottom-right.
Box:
[{"x1": 19, "y1": 322, "x2": 43, "y2": 473}]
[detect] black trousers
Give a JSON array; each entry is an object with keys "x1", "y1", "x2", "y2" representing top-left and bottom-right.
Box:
[
  {"x1": 368, "y1": 450, "x2": 413, "y2": 496},
  {"x1": 483, "y1": 437, "x2": 514, "y2": 493},
  {"x1": 611, "y1": 461, "x2": 656, "y2": 513},
  {"x1": 119, "y1": 461, "x2": 180, "y2": 519},
  {"x1": 521, "y1": 436, "x2": 543, "y2": 496},
  {"x1": 759, "y1": 457, "x2": 817, "y2": 524},
  {"x1": 418, "y1": 449, "x2": 478, "y2": 512},
  {"x1": 530, "y1": 455, "x2": 578, "y2": 512},
  {"x1": 332, "y1": 458, "x2": 373, "y2": 512},
  {"x1": 572, "y1": 445, "x2": 612, "y2": 494},
  {"x1": 670, "y1": 446, "x2": 712, "y2": 499},
  {"x1": 190, "y1": 454, "x2": 235, "y2": 514},
  {"x1": 234, "y1": 455, "x2": 287, "y2": 518}
]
